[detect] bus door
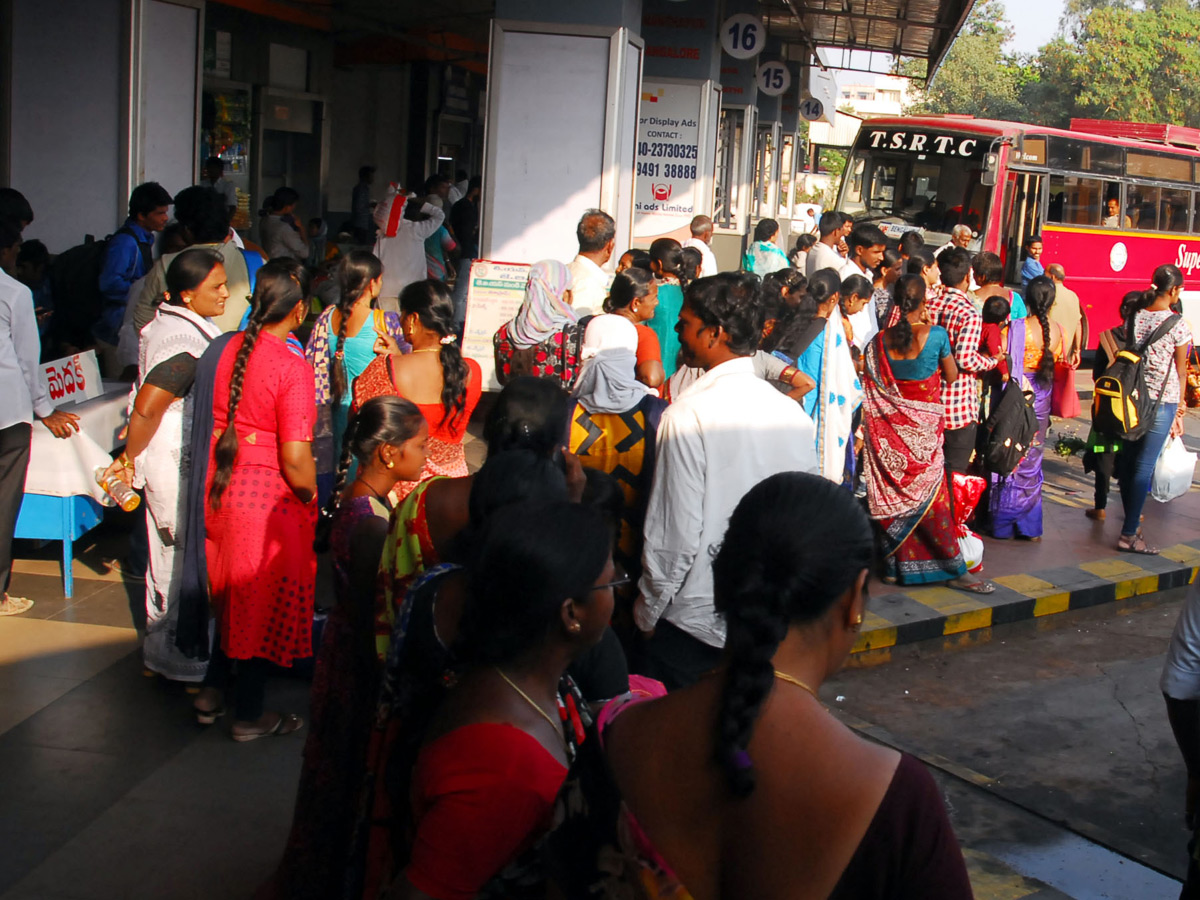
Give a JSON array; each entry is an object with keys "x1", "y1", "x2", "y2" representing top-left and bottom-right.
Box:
[{"x1": 1001, "y1": 170, "x2": 1045, "y2": 284}]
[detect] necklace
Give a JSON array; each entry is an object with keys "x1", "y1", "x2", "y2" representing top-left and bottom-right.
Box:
[
  {"x1": 773, "y1": 669, "x2": 821, "y2": 701},
  {"x1": 411, "y1": 347, "x2": 441, "y2": 354},
  {"x1": 354, "y1": 474, "x2": 392, "y2": 507},
  {"x1": 495, "y1": 667, "x2": 564, "y2": 744}
]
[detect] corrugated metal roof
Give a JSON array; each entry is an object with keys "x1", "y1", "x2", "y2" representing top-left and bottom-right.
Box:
[{"x1": 760, "y1": 0, "x2": 977, "y2": 82}]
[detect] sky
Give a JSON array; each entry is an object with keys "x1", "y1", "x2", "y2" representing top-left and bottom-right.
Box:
[{"x1": 1003, "y1": 0, "x2": 1067, "y2": 54}]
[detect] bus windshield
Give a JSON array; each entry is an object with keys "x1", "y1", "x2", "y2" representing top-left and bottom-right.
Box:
[{"x1": 839, "y1": 126, "x2": 994, "y2": 248}]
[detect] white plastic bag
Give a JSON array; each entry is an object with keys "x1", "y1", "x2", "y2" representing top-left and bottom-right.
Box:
[
  {"x1": 1152, "y1": 436, "x2": 1197, "y2": 503},
  {"x1": 957, "y1": 526, "x2": 984, "y2": 573}
]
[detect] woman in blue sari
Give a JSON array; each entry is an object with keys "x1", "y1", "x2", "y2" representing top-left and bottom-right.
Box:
[
  {"x1": 763, "y1": 269, "x2": 862, "y2": 482},
  {"x1": 988, "y1": 275, "x2": 1062, "y2": 541},
  {"x1": 743, "y1": 217, "x2": 790, "y2": 276},
  {"x1": 646, "y1": 238, "x2": 691, "y2": 378}
]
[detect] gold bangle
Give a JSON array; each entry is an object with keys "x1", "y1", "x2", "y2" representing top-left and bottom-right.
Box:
[{"x1": 118, "y1": 454, "x2": 134, "y2": 470}]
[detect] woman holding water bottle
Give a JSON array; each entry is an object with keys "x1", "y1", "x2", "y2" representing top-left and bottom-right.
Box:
[{"x1": 101, "y1": 248, "x2": 228, "y2": 682}]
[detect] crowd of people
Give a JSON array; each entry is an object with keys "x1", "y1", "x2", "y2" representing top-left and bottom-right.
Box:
[{"x1": 2, "y1": 174, "x2": 1199, "y2": 897}]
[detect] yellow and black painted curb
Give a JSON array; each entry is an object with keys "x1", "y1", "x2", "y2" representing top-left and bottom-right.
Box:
[{"x1": 852, "y1": 541, "x2": 1200, "y2": 662}]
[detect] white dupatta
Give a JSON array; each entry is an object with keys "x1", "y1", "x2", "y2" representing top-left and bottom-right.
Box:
[{"x1": 813, "y1": 307, "x2": 863, "y2": 482}]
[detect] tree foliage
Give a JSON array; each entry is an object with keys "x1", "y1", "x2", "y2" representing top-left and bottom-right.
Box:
[{"x1": 903, "y1": 0, "x2": 1200, "y2": 129}]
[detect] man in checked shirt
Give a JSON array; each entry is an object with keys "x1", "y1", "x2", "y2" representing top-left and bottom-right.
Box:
[{"x1": 925, "y1": 247, "x2": 998, "y2": 474}]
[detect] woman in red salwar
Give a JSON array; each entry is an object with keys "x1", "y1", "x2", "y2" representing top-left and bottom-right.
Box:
[
  {"x1": 861, "y1": 275, "x2": 993, "y2": 594},
  {"x1": 353, "y1": 279, "x2": 481, "y2": 502},
  {"x1": 196, "y1": 262, "x2": 318, "y2": 740}
]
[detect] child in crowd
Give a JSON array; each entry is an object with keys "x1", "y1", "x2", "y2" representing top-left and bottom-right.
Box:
[
  {"x1": 680, "y1": 246, "x2": 703, "y2": 283},
  {"x1": 980, "y1": 295, "x2": 1011, "y2": 385}
]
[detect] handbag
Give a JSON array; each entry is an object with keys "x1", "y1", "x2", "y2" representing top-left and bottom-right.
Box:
[{"x1": 1051, "y1": 362, "x2": 1081, "y2": 418}]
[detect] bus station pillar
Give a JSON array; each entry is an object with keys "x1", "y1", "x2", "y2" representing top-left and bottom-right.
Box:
[
  {"x1": 482, "y1": 0, "x2": 644, "y2": 264},
  {"x1": 633, "y1": 0, "x2": 723, "y2": 245}
]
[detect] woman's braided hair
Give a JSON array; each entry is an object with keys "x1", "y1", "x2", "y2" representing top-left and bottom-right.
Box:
[
  {"x1": 330, "y1": 251, "x2": 383, "y2": 413},
  {"x1": 887, "y1": 273, "x2": 927, "y2": 353},
  {"x1": 208, "y1": 262, "x2": 305, "y2": 510},
  {"x1": 400, "y1": 279, "x2": 470, "y2": 429},
  {"x1": 314, "y1": 395, "x2": 424, "y2": 551},
  {"x1": 1024, "y1": 275, "x2": 1057, "y2": 388},
  {"x1": 711, "y1": 472, "x2": 873, "y2": 797}
]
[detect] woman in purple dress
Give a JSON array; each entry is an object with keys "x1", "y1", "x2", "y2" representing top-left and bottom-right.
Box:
[
  {"x1": 267, "y1": 395, "x2": 428, "y2": 900},
  {"x1": 988, "y1": 275, "x2": 1062, "y2": 541}
]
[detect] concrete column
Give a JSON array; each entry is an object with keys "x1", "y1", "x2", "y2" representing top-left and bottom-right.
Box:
[
  {"x1": 633, "y1": 0, "x2": 722, "y2": 243},
  {"x1": 481, "y1": 0, "x2": 644, "y2": 264}
]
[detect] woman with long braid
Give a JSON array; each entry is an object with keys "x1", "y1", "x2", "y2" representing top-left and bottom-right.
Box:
[
  {"x1": 269, "y1": 396, "x2": 427, "y2": 900},
  {"x1": 306, "y1": 250, "x2": 407, "y2": 502},
  {"x1": 196, "y1": 262, "x2": 317, "y2": 741},
  {"x1": 987, "y1": 274, "x2": 1062, "y2": 541},
  {"x1": 352, "y1": 278, "x2": 481, "y2": 501},
  {"x1": 550, "y1": 473, "x2": 972, "y2": 898},
  {"x1": 862, "y1": 275, "x2": 991, "y2": 592}
]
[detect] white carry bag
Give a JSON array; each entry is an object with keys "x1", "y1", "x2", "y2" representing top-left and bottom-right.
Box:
[{"x1": 1152, "y1": 436, "x2": 1197, "y2": 503}]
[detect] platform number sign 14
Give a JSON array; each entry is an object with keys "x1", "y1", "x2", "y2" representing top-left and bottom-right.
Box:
[
  {"x1": 799, "y1": 97, "x2": 825, "y2": 121},
  {"x1": 721, "y1": 13, "x2": 764, "y2": 60},
  {"x1": 756, "y1": 61, "x2": 791, "y2": 97}
]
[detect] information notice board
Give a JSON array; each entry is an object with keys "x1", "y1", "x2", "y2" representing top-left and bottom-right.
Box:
[
  {"x1": 461, "y1": 259, "x2": 533, "y2": 390},
  {"x1": 634, "y1": 81, "x2": 704, "y2": 238}
]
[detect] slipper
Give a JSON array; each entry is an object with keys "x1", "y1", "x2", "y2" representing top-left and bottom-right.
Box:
[
  {"x1": 194, "y1": 705, "x2": 225, "y2": 726},
  {"x1": 231, "y1": 713, "x2": 304, "y2": 743},
  {"x1": 1118, "y1": 535, "x2": 1159, "y2": 555},
  {"x1": 0, "y1": 596, "x2": 33, "y2": 616},
  {"x1": 951, "y1": 579, "x2": 996, "y2": 595}
]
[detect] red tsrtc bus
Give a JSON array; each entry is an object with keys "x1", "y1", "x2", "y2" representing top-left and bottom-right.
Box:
[{"x1": 834, "y1": 114, "x2": 1200, "y2": 347}]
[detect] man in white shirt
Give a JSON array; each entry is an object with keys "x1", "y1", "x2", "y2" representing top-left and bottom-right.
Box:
[
  {"x1": 933, "y1": 224, "x2": 974, "y2": 258},
  {"x1": 806, "y1": 211, "x2": 846, "y2": 278},
  {"x1": 838, "y1": 223, "x2": 887, "y2": 351},
  {"x1": 636, "y1": 272, "x2": 817, "y2": 688},
  {"x1": 447, "y1": 168, "x2": 468, "y2": 206},
  {"x1": 374, "y1": 188, "x2": 446, "y2": 311},
  {"x1": 681, "y1": 215, "x2": 719, "y2": 278},
  {"x1": 199, "y1": 157, "x2": 238, "y2": 220},
  {"x1": 566, "y1": 209, "x2": 615, "y2": 316},
  {"x1": 0, "y1": 224, "x2": 80, "y2": 615}
]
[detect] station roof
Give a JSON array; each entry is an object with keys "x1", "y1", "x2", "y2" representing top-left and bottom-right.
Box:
[{"x1": 220, "y1": 0, "x2": 974, "y2": 81}]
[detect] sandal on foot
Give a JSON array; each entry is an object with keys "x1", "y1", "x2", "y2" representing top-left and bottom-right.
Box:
[
  {"x1": 951, "y1": 578, "x2": 996, "y2": 595},
  {"x1": 1118, "y1": 534, "x2": 1159, "y2": 555},
  {"x1": 194, "y1": 705, "x2": 225, "y2": 726},
  {"x1": 231, "y1": 713, "x2": 304, "y2": 743},
  {"x1": 0, "y1": 595, "x2": 33, "y2": 616}
]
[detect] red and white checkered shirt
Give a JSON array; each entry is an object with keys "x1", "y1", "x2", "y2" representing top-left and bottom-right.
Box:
[{"x1": 926, "y1": 286, "x2": 998, "y2": 431}]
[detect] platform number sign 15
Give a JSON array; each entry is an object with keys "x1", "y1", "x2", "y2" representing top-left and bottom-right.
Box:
[
  {"x1": 799, "y1": 97, "x2": 825, "y2": 121},
  {"x1": 756, "y1": 61, "x2": 791, "y2": 97},
  {"x1": 721, "y1": 13, "x2": 764, "y2": 60}
]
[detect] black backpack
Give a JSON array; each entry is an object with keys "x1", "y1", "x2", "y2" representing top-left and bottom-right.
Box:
[
  {"x1": 1092, "y1": 313, "x2": 1181, "y2": 442},
  {"x1": 49, "y1": 226, "x2": 150, "y2": 345},
  {"x1": 983, "y1": 380, "x2": 1038, "y2": 476}
]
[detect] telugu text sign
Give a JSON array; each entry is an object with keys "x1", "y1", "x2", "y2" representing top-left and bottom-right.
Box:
[
  {"x1": 634, "y1": 82, "x2": 703, "y2": 239},
  {"x1": 43, "y1": 350, "x2": 102, "y2": 405},
  {"x1": 461, "y1": 260, "x2": 533, "y2": 391}
]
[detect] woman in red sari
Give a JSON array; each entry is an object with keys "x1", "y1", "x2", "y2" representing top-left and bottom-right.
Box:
[
  {"x1": 861, "y1": 275, "x2": 993, "y2": 593},
  {"x1": 197, "y1": 262, "x2": 318, "y2": 740},
  {"x1": 353, "y1": 279, "x2": 481, "y2": 501}
]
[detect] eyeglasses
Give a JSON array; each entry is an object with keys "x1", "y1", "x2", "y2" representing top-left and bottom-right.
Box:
[{"x1": 592, "y1": 573, "x2": 633, "y2": 592}]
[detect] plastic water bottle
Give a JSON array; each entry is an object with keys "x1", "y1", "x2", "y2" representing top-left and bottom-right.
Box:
[{"x1": 94, "y1": 468, "x2": 140, "y2": 512}]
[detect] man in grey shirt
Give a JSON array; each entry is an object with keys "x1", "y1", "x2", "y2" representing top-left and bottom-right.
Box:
[
  {"x1": 0, "y1": 223, "x2": 80, "y2": 615},
  {"x1": 806, "y1": 211, "x2": 847, "y2": 278}
]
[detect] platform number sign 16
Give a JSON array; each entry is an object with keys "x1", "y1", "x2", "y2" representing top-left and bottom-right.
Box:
[
  {"x1": 756, "y1": 61, "x2": 791, "y2": 97},
  {"x1": 721, "y1": 13, "x2": 764, "y2": 60},
  {"x1": 799, "y1": 97, "x2": 825, "y2": 121}
]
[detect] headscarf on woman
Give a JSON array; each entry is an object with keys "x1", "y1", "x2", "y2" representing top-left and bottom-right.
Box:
[
  {"x1": 572, "y1": 314, "x2": 650, "y2": 415},
  {"x1": 507, "y1": 259, "x2": 576, "y2": 346}
]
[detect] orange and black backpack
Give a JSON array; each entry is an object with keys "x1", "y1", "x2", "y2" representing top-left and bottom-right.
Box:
[{"x1": 1092, "y1": 314, "x2": 1180, "y2": 441}]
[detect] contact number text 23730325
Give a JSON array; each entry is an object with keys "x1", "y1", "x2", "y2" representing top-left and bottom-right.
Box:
[
  {"x1": 637, "y1": 141, "x2": 699, "y2": 160},
  {"x1": 636, "y1": 163, "x2": 698, "y2": 179}
]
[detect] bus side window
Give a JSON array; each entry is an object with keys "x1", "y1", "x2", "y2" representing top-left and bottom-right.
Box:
[
  {"x1": 1129, "y1": 186, "x2": 1160, "y2": 230},
  {"x1": 1161, "y1": 186, "x2": 1190, "y2": 233},
  {"x1": 1047, "y1": 174, "x2": 1105, "y2": 226}
]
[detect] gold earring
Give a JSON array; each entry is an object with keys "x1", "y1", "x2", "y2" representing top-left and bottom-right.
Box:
[
  {"x1": 570, "y1": 623, "x2": 581, "y2": 633},
  {"x1": 852, "y1": 614, "x2": 863, "y2": 626},
  {"x1": 385, "y1": 460, "x2": 394, "y2": 469}
]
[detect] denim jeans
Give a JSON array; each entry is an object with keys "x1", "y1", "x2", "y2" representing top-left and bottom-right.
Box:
[{"x1": 1120, "y1": 400, "x2": 1177, "y2": 537}]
